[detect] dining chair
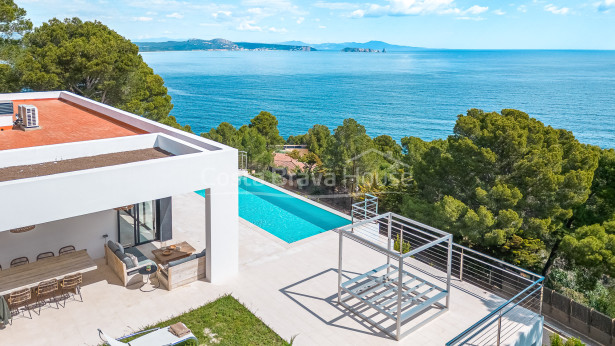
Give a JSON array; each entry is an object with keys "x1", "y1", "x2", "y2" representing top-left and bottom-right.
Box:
[
  {"x1": 7, "y1": 288, "x2": 32, "y2": 324},
  {"x1": 35, "y1": 279, "x2": 59, "y2": 314},
  {"x1": 36, "y1": 252, "x2": 55, "y2": 261},
  {"x1": 10, "y1": 257, "x2": 29, "y2": 268},
  {"x1": 59, "y1": 245, "x2": 76, "y2": 256},
  {"x1": 59, "y1": 273, "x2": 83, "y2": 307}
]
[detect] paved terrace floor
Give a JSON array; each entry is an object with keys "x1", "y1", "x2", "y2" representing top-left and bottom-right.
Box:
[{"x1": 0, "y1": 192, "x2": 515, "y2": 346}]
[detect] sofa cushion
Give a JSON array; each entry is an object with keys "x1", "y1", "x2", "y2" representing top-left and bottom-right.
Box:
[
  {"x1": 168, "y1": 254, "x2": 197, "y2": 267},
  {"x1": 125, "y1": 247, "x2": 148, "y2": 263},
  {"x1": 126, "y1": 253, "x2": 139, "y2": 267},
  {"x1": 118, "y1": 253, "x2": 136, "y2": 269},
  {"x1": 107, "y1": 240, "x2": 123, "y2": 254},
  {"x1": 196, "y1": 249, "x2": 206, "y2": 259}
]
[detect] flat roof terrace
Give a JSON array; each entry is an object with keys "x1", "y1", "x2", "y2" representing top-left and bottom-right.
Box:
[{"x1": 0, "y1": 98, "x2": 146, "y2": 150}]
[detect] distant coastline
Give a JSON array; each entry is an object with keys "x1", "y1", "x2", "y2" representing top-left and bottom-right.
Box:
[{"x1": 136, "y1": 38, "x2": 421, "y2": 52}]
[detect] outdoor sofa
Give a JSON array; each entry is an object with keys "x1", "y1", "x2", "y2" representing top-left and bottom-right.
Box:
[
  {"x1": 157, "y1": 250, "x2": 206, "y2": 291},
  {"x1": 104, "y1": 240, "x2": 157, "y2": 287}
]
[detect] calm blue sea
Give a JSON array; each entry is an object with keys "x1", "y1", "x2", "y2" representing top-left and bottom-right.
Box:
[{"x1": 141, "y1": 50, "x2": 615, "y2": 149}]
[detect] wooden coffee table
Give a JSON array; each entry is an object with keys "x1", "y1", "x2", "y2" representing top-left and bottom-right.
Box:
[{"x1": 152, "y1": 241, "x2": 196, "y2": 265}]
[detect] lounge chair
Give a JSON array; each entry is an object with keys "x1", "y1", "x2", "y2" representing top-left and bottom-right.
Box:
[{"x1": 98, "y1": 323, "x2": 197, "y2": 346}]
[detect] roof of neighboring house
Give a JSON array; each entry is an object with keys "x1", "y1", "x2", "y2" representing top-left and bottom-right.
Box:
[
  {"x1": 274, "y1": 152, "x2": 306, "y2": 171},
  {"x1": 0, "y1": 98, "x2": 146, "y2": 151}
]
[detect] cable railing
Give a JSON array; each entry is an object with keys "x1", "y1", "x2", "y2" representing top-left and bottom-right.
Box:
[{"x1": 350, "y1": 194, "x2": 545, "y2": 345}]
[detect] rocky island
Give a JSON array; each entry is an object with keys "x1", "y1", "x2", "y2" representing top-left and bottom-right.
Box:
[{"x1": 341, "y1": 47, "x2": 380, "y2": 52}]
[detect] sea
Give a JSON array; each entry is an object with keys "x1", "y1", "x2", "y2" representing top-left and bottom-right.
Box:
[{"x1": 141, "y1": 50, "x2": 615, "y2": 149}]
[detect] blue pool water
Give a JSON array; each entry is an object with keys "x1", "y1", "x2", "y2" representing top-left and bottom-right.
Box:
[{"x1": 197, "y1": 177, "x2": 351, "y2": 243}]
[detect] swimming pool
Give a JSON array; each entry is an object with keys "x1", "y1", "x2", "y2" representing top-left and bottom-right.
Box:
[{"x1": 196, "y1": 176, "x2": 351, "y2": 243}]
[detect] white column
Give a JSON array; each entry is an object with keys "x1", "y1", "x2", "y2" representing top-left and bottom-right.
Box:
[{"x1": 204, "y1": 151, "x2": 239, "y2": 284}]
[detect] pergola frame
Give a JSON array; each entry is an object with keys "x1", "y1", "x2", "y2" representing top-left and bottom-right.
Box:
[{"x1": 337, "y1": 212, "x2": 453, "y2": 341}]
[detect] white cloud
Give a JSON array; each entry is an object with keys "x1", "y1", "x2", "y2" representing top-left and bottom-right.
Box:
[
  {"x1": 268, "y1": 26, "x2": 288, "y2": 32},
  {"x1": 597, "y1": 0, "x2": 615, "y2": 12},
  {"x1": 237, "y1": 19, "x2": 262, "y2": 31},
  {"x1": 544, "y1": 4, "x2": 569, "y2": 14},
  {"x1": 517, "y1": 4, "x2": 527, "y2": 12},
  {"x1": 457, "y1": 16, "x2": 485, "y2": 20},
  {"x1": 463, "y1": 5, "x2": 488, "y2": 14},
  {"x1": 313, "y1": 1, "x2": 359, "y2": 10},
  {"x1": 318, "y1": 25, "x2": 327, "y2": 28},
  {"x1": 166, "y1": 12, "x2": 184, "y2": 19},
  {"x1": 132, "y1": 16, "x2": 153, "y2": 21},
  {"x1": 212, "y1": 10, "x2": 233, "y2": 19},
  {"x1": 493, "y1": 9, "x2": 506, "y2": 15},
  {"x1": 296, "y1": 16, "x2": 305, "y2": 23},
  {"x1": 146, "y1": 11, "x2": 157, "y2": 15},
  {"x1": 346, "y1": 0, "x2": 491, "y2": 18}
]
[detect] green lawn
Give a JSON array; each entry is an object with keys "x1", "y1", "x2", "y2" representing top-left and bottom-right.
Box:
[{"x1": 119, "y1": 295, "x2": 291, "y2": 345}]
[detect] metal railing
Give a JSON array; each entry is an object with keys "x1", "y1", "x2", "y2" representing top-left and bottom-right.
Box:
[
  {"x1": 351, "y1": 194, "x2": 378, "y2": 223},
  {"x1": 238, "y1": 151, "x2": 247, "y2": 170},
  {"x1": 350, "y1": 194, "x2": 544, "y2": 345}
]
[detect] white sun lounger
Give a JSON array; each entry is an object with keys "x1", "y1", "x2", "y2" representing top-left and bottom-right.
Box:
[{"x1": 98, "y1": 323, "x2": 197, "y2": 346}]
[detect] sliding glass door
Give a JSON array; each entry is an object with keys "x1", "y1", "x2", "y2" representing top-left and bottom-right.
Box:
[{"x1": 117, "y1": 200, "x2": 158, "y2": 248}]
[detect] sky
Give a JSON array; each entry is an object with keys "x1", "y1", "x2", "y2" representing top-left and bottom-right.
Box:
[{"x1": 17, "y1": 0, "x2": 615, "y2": 49}]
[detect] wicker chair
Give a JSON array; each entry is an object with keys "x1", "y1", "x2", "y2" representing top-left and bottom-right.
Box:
[
  {"x1": 7, "y1": 288, "x2": 32, "y2": 324},
  {"x1": 10, "y1": 257, "x2": 29, "y2": 268},
  {"x1": 36, "y1": 252, "x2": 55, "y2": 261},
  {"x1": 59, "y1": 245, "x2": 76, "y2": 256},
  {"x1": 59, "y1": 273, "x2": 83, "y2": 307},
  {"x1": 35, "y1": 279, "x2": 59, "y2": 314}
]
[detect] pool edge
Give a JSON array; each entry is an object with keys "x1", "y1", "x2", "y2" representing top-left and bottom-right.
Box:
[{"x1": 240, "y1": 172, "x2": 352, "y2": 222}]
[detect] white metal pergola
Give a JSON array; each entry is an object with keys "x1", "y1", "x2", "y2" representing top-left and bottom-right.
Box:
[{"x1": 337, "y1": 212, "x2": 453, "y2": 341}]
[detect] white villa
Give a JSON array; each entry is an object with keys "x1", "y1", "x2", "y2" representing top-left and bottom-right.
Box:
[{"x1": 0, "y1": 91, "x2": 545, "y2": 346}]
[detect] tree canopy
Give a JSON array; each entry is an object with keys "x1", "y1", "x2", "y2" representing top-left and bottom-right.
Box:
[
  {"x1": 249, "y1": 111, "x2": 284, "y2": 148},
  {"x1": 14, "y1": 17, "x2": 187, "y2": 130},
  {"x1": 401, "y1": 109, "x2": 599, "y2": 271},
  {"x1": 0, "y1": 0, "x2": 32, "y2": 92},
  {"x1": 0, "y1": 0, "x2": 32, "y2": 41}
]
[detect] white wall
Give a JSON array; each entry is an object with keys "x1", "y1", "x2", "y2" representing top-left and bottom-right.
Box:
[{"x1": 0, "y1": 210, "x2": 116, "y2": 270}]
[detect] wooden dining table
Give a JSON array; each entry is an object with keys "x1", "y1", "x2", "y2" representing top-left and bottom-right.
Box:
[{"x1": 0, "y1": 250, "x2": 97, "y2": 296}]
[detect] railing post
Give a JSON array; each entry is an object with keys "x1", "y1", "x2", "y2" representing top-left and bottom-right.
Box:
[
  {"x1": 497, "y1": 310, "x2": 502, "y2": 345},
  {"x1": 459, "y1": 248, "x2": 464, "y2": 281},
  {"x1": 338, "y1": 230, "x2": 343, "y2": 303},
  {"x1": 396, "y1": 255, "x2": 403, "y2": 340},
  {"x1": 387, "y1": 213, "x2": 392, "y2": 273},
  {"x1": 446, "y1": 236, "x2": 452, "y2": 308},
  {"x1": 539, "y1": 284, "x2": 544, "y2": 316}
]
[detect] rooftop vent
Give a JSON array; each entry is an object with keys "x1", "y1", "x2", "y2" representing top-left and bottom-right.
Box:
[{"x1": 17, "y1": 104, "x2": 40, "y2": 130}]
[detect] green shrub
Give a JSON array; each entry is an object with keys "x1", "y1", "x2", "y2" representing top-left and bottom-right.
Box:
[
  {"x1": 394, "y1": 234, "x2": 411, "y2": 254},
  {"x1": 550, "y1": 333, "x2": 585, "y2": 346}
]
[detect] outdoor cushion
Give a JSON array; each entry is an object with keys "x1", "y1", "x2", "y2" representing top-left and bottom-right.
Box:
[
  {"x1": 168, "y1": 254, "x2": 197, "y2": 267},
  {"x1": 118, "y1": 253, "x2": 136, "y2": 269},
  {"x1": 126, "y1": 253, "x2": 139, "y2": 267},
  {"x1": 125, "y1": 247, "x2": 148, "y2": 263},
  {"x1": 196, "y1": 249, "x2": 206, "y2": 259},
  {"x1": 107, "y1": 240, "x2": 123, "y2": 254}
]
